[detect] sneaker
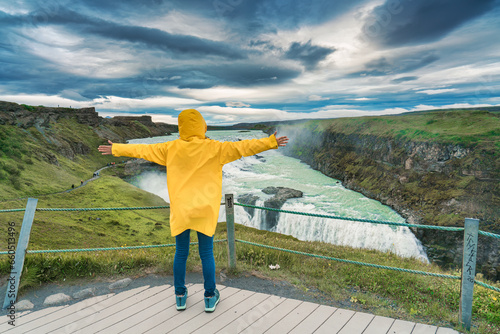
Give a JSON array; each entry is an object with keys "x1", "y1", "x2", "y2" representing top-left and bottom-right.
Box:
[
  {"x1": 176, "y1": 290, "x2": 188, "y2": 311},
  {"x1": 204, "y1": 289, "x2": 220, "y2": 313}
]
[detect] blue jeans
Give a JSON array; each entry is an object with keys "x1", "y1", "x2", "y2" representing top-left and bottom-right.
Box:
[{"x1": 174, "y1": 229, "x2": 216, "y2": 297}]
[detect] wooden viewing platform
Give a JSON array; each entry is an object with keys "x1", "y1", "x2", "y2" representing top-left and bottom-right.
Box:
[{"x1": 0, "y1": 283, "x2": 460, "y2": 334}]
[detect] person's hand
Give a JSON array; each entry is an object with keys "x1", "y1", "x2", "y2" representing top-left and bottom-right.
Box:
[
  {"x1": 98, "y1": 140, "x2": 114, "y2": 155},
  {"x1": 273, "y1": 132, "x2": 289, "y2": 147}
]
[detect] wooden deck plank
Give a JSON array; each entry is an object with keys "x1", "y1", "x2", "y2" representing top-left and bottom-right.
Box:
[
  {"x1": 314, "y1": 308, "x2": 355, "y2": 334},
  {"x1": 191, "y1": 290, "x2": 269, "y2": 334},
  {"x1": 70, "y1": 285, "x2": 170, "y2": 333},
  {"x1": 363, "y1": 315, "x2": 395, "y2": 334},
  {"x1": 240, "y1": 297, "x2": 303, "y2": 334},
  {"x1": 3, "y1": 294, "x2": 112, "y2": 334},
  {"x1": 0, "y1": 283, "x2": 463, "y2": 334},
  {"x1": 288, "y1": 304, "x2": 337, "y2": 334},
  {"x1": 388, "y1": 319, "x2": 416, "y2": 334},
  {"x1": 265, "y1": 301, "x2": 319, "y2": 334},
  {"x1": 23, "y1": 286, "x2": 149, "y2": 334},
  {"x1": 338, "y1": 311, "x2": 374, "y2": 334},
  {"x1": 166, "y1": 286, "x2": 246, "y2": 333},
  {"x1": 0, "y1": 309, "x2": 32, "y2": 332},
  {"x1": 215, "y1": 294, "x2": 285, "y2": 334},
  {"x1": 1, "y1": 305, "x2": 69, "y2": 333},
  {"x1": 126, "y1": 284, "x2": 223, "y2": 334},
  {"x1": 143, "y1": 286, "x2": 231, "y2": 334},
  {"x1": 93, "y1": 285, "x2": 175, "y2": 333},
  {"x1": 120, "y1": 284, "x2": 206, "y2": 334},
  {"x1": 120, "y1": 295, "x2": 182, "y2": 334},
  {"x1": 412, "y1": 323, "x2": 438, "y2": 334},
  {"x1": 166, "y1": 286, "x2": 241, "y2": 333},
  {"x1": 15, "y1": 310, "x2": 32, "y2": 317}
]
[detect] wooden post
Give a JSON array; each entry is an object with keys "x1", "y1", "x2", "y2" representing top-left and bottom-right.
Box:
[
  {"x1": 225, "y1": 194, "x2": 236, "y2": 270},
  {"x1": 459, "y1": 218, "x2": 479, "y2": 331},
  {"x1": 3, "y1": 198, "x2": 38, "y2": 310}
]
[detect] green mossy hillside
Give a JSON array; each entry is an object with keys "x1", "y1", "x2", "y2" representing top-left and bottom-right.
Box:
[
  {"x1": 0, "y1": 118, "x2": 131, "y2": 200},
  {"x1": 0, "y1": 176, "x2": 172, "y2": 252},
  {"x1": 296, "y1": 109, "x2": 500, "y2": 147}
]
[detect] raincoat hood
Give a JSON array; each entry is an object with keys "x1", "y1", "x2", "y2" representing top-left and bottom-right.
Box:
[{"x1": 178, "y1": 109, "x2": 206, "y2": 141}]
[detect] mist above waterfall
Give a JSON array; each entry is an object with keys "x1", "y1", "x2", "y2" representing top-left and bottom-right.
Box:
[{"x1": 130, "y1": 171, "x2": 170, "y2": 203}]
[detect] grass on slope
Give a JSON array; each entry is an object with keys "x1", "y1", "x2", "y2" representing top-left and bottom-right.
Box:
[
  {"x1": 0, "y1": 176, "x2": 498, "y2": 333},
  {"x1": 303, "y1": 109, "x2": 500, "y2": 147},
  {"x1": 0, "y1": 121, "x2": 124, "y2": 200},
  {"x1": 0, "y1": 176, "x2": 172, "y2": 251}
]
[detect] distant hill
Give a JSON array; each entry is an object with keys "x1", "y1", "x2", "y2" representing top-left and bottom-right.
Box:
[{"x1": 0, "y1": 101, "x2": 175, "y2": 199}]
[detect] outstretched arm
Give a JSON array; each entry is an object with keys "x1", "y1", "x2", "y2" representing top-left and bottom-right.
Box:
[
  {"x1": 273, "y1": 131, "x2": 289, "y2": 147},
  {"x1": 98, "y1": 140, "x2": 114, "y2": 155},
  {"x1": 98, "y1": 140, "x2": 168, "y2": 166},
  {"x1": 220, "y1": 132, "x2": 289, "y2": 165}
]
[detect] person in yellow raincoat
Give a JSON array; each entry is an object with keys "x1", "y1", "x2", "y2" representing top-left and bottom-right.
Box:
[{"x1": 98, "y1": 109, "x2": 289, "y2": 312}]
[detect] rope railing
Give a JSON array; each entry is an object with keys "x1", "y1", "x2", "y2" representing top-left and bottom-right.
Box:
[
  {"x1": 235, "y1": 239, "x2": 500, "y2": 292},
  {"x1": 230, "y1": 201, "x2": 499, "y2": 297},
  {"x1": 474, "y1": 280, "x2": 500, "y2": 293},
  {"x1": 236, "y1": 238, "x2": 500, "y2": 294},
  {"x1": 1, "y1": 203, "x2": 498, "y2": 239},
  {"x1": 235, "y1": 239, "x2": 460, "y2": 280},
  {"x1": 0, "y1": 239, "x2": 227, "y2": 255},
  {"x1": 1, "y1": 200, "x2": 498, "y2": 296},
  {"x1": 1, "y1": 195, "x2": 498, "y2": 331},
  {"x1": 235, "y1": 202, "x2": 500, "y2": 238},
  {"x1": 478, "y1": 230, "x2": 500, "y2": 240},
  {"x1": 37, "y1": 205, "x2": 170, "y2": 212},
  {"x1": 0, "y1": 205, "x2": 170, "y2": 213}
]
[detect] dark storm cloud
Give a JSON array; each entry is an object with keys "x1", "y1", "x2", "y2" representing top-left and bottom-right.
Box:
[
  {"x1": 284, "y1": 40, "x2": 336, "y2": 70},
  {"x1": 153, "y1": 62, "x2": 302, "y2": 89},
  {"x1": 9, "y1": 8, "x2": 245, "y2": 60},
  {"x1": 362, "y1": 0, "x2": 496, "y2": 46},
  {"x1": 350, "y1": 51, "x2": 439, "y2": 77},
  {"x1": 65, "y1": 0, "x2": 366, "y2": 31},
  {"x1": 2, "y1": 0, "x2": 499, "y2": 116},
  {"x1": 205, "y1": 62, "x2": 301, "y2": 86},
  {"x1": 88, "y1": 24, "x2": 244, "y2": 59},
  {"x1": 0, "y1": 10, "x2": 17, "y2": 26},
  {"x1": 392, "y1": 76, "x2": 418, "y2": 83},
  {"x1": 231, "y1": 0, "x2": 366, "y2": 30},
  {"x1": 0, "y1": 3, "x2": 304, "y2": 101}
]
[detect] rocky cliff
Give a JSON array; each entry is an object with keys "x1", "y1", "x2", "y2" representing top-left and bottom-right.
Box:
[
  {"x1": 278, "y1": 110, "x2": 500, "y2": 281},
  {"x1": 238, "y1": 187, "x2": 303, "y2": 231},
  {"x1": 0, "y1": 101, "x2": 177, "y2": 139}
]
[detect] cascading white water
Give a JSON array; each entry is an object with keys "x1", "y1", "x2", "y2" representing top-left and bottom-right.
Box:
[
  {"x1": 128, "y1": 130, "x2": 429, "y2": 262},
  {"x1": 274, "y1": 202, "x2": 427, "y2": 261},
  {"x1": 232, "y1": 199, "x2": 266, "y2": 230}
]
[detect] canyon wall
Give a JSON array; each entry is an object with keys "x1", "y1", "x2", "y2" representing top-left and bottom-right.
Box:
[{"x1": 278, "y1": 115, "x2": 499, "y2": 281}]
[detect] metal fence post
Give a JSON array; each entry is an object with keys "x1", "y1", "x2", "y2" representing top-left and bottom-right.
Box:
[
  {"x1": 3, "y1": 198, "x2": 38, "y2": 309},
  {"x1": 459, "y1": 218, "x2": 479, "y2": 331},
  {"x1": 225, "y1": 194, "x2": 236, "y2": 270}
]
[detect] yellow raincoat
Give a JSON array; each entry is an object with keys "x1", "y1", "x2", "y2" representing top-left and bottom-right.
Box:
[{"x1": 112, "y1": 109, "x2": 278, "y2": 237}]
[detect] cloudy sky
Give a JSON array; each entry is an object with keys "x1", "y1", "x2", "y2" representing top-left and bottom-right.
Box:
[{"x1": 1, "y1": 0, "x2": 499, "y2": 125}]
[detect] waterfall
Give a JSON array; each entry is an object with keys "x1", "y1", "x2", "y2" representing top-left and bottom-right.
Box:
[
  {"x1": 276, "y1": 202, "x2": 428, "y2": 262},
  {"x1": 234, "y1": 200, "x2": 428, "y2": 263},
  {"x1": 128, "y1": 130, "x2": 429, "y2": 263}
]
